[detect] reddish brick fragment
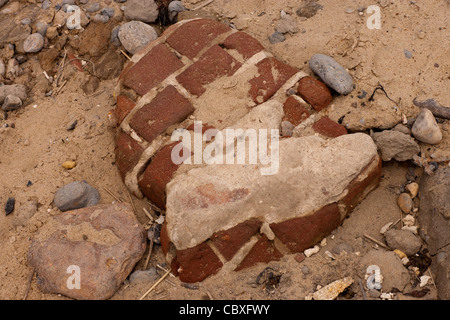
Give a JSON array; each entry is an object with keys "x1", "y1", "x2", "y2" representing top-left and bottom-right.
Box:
[
  {"x1": 340, "y1": 156, "x2": 382, "y2": 214},
  {"x1": 249, "y1": 57, "x2": 298, "y2": 104},
  {"x1": 171, "y1": 242, "x2": 223, "y2": 283},
  {"x1": 176, "y1": 45, "x2": 242, "y2": 96},
  {"x1": 297, "y1": 76, "x2": 332, "y2": 111},
  {"x1": 115, "y1": 130, "x2": 144, "y2": 180},
  {"x1": 312, "y1": 116, "x2": 348, "y2": 138},
  {"x1": 211, "y1": 219, "x2": 262, "y2": 261},
  {"x1": 139, "y1": 142, "x2": 190, "y2": 210},
  {"x1": 130, "y1": 85, "x2": 195, "y2": 143},
  {"x1": 115, "y1": 95, "x2": 136, "y2": 125},
  {"x1": 166, "y1": 19, "x2": 231, "y2": 59},
  {"x1": 270, "y1": 203, "x2": 341, "y2": 253},
  {"x1": 283, "y1": 96, "x2": 310, "y2": 126},
  {"x1": 222, "y1": 32, "x2": 264, "y2": 59},
  {"x1": 235, "y1": 235, "x2": 283, "y2": 271},
  {"x1": 122, "y1": 43, "x2": 184, "y2": 96}
]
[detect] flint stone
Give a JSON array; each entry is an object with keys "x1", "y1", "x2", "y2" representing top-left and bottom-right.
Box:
[
  {"x1": 309, "y1": 53, "x2": 354, "y2": 95},
  {"x1": 1, "y1": 95, "x2": 22, "y2": 111},
  {"x1": 385, "y1": 229, "x2": 422, "y2": 256},
  {"x1": 54, "y1": 181, "x2": 100, "y2": 212},
  {"x1": 23, "y1": 33, "x2": 45, "y2": 53},
  {"x1": 118, "y1": 21, "x2": 158, "y2": 55},
  {"x1": 372, "y1": 130, "x2": 420, "y2": 162},
  {"x1": 412, "y1": 108, "x2": 443, "y2": 144},
  {"x1": 27, "y1": 203, "x2": 147, "y2": 300}
]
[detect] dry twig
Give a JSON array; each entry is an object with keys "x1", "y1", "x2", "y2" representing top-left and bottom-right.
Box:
[
  {"x1": 364, "y1": 234, "x2": 390, "y2": 250},
  {"x1": 139, "y1": 269, "x2": 171, "y2": 300}
]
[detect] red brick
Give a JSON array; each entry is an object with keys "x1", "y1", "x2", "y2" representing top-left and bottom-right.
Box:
[
  {"x1": 166, "y1": 19, "x2": 231, "y2": 59},
  {"x1": 122, "y1": 43, "x2": 184, "y2": 96},
  {"x1": 283, "y1": 96, "x2": 310, "y2": 126},
  {"x1": 139, "y1": 142, "x2": 190, "y2": 210},
  {"x1": 176, "y1": 45, "x2": 242, "y2": 96},
  {"x1": 312, "y1": 116, "x2": 348, "y2": 138},
  {"x1": 115, "y1": 130, "x2": 144, "y2": 180},
  {"x1": 130, "y1": 85, "x2": 195, "y2": 143},
  {"x1": 235, "y1": 235, "x2": 283, "y2": 271},
  {"x1": 222, "y1": 31, "x2": 264, "y2": 59},
  {"x1": 340, "y1": 156, "x2": 382, "y2": 214},
  {"x1": 270, "y1": 203, "x2": 341, "y2": 253},
  {"x1": 297, "y1": 76, "x2": 332, "y2": 111},
  {"x1": 249, "y1": 57, "x2": 298, "y2": 104},
  {"x1": 211, "y1": 218, "x2": 262, "y2": 261},
  {"x1": 171, "y1": 242, "x2": 223, "y2": 283},
  {"x1": 115, "y1": 95, "x2": 136, "y2": 125}
]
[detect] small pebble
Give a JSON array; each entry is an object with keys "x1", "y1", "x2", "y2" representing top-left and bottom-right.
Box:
[
  {"x1": 268, "y1": 31, "x2": 285, "y2": 44},
  {"x1": 5, "y1": 197, "x2": 15, "y2": 215},
  {"x1": 404, "y1": 49, "x2": 413, "y2": 59},
  {"x1": 412, "y1": 108, "x2": 443, "y2": 145},
  {"x1": 405, "y1": 182, "x2": 419, "y2": 198},
  {"x1": 309, "y1": 53, "x2": 354, "y2": 95},
  {"x1": 23, "y1": 33, "x2": 45, "y2": 53},
  {"x1": 42, "y1": 0, "x2": 52, "y2": 10},
  {"x1": 93, "y1": 14, "x2": 109, "y2": 23},
  {"x1": 101, "y1": 7, "x2": 115, "y2": 18},
  {"x1": 62, "y1": 160, "x2": 77, "y2": 169},
  {"x1": 2, "y1": 95, "x2": 22, "y2": 111},
  {"x1": 397, "y1": 193, "x2": 413, "y2": 213}
]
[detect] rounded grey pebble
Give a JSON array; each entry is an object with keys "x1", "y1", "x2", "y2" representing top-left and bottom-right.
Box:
[
  {"x1": 411, "y1": 108, "x2": 442, "y2": 144},
  {"x1": 118, "y1": 21, "x2": 158, "y2": 55},
  {"x1": 128, "y1": 269, "x2": 159, "y2": 284},
  {"x1": 36, "y1": 22, "x2": 48, "y2": 36},
  {"x1": 2, "y1": 95, "x2": 22, "y2": 111},
  {"x1": 309, "y1": 53, "x2": 354, "y2": 95},
  {"x1": 23, "y1": 33, "x2": 45, "y2": 53},
  {"x1": 93, "y1": 13, "x2": 109, "y2": 23},
  {"x1": 101, "y1": 7, "x2": 115, "y2": 18},
  {"x1": 54, "y1": 181, "x2": 100, "y2": 212},
  {"x1": 21, "y1": 18, "x2": 32, "y2": 25},
  {"x1": 41, "y1": 0, "x2": 52, "y2": 10},
  {"x1": 269, "y1": 31, "x2": 285, "y2": 44}
]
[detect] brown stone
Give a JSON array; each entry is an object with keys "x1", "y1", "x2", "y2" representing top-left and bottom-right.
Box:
[{"x1": 27, "y1": 203, "x2": 147, "y2": 300}]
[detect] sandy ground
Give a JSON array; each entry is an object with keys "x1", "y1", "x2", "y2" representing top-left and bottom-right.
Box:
[{"x1": 0, "y1": 0, "x2": 448, "y2": 300}]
